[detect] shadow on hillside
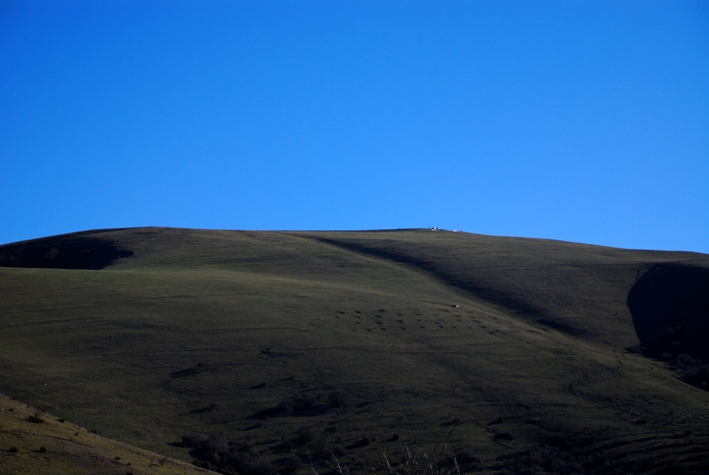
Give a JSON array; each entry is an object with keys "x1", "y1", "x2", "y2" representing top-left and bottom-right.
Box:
[
  {"x1": 312, "y1": 237, "x2": 549, "y2": 319},
  {"x1": 628, "y1": 264, "x2": 709, "y2": 391},
  {"x1": 0, "y1": 235, "x2": 132, "y2": 270},
  {"x1": 628, "y1": 263, "x2": 709, "y2": 362},
  {"x1": 500, "y1": 427, "x2": 709, "y2": 475}
]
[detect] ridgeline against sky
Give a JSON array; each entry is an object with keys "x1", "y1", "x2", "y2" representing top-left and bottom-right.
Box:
[{"x1": 1, "y1": 1, "x2": 707, "y2": 252}]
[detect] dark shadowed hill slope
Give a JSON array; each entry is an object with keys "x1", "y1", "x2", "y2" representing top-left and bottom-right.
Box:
[
  {"x1": 1, "y1": 227, "x2": 708, "y2": 474},
  {"x1": 301, "y1": 231, "x2": 708, "y2": 350},
  {"x1": 0, "y1": 229, "x2": 133, "y2": 270},
  {"x1": 628, "y1": 263, "x2": 709, "y2": 362}
]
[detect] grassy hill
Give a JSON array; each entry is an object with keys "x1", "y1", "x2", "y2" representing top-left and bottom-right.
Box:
[{"x1": 1, "y1": 227, "x2": 708, "y2": 474}]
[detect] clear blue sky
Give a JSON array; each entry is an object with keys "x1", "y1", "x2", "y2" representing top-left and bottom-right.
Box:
[{"x1": 1, "y1": 0, "x2": 707, "y2": 253}]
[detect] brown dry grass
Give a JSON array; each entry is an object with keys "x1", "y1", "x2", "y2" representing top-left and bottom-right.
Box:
[{"x1": 0, "y1": 393, "x2": 210, "y2": 474}]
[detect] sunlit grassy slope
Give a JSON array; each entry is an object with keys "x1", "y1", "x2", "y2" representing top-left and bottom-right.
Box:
[
  {"x1": 0, "y1": 393, "x2": 209, "y2": 474},
  {"x1": 1, "y1": 228, "x2": 708, "y2": 474}
]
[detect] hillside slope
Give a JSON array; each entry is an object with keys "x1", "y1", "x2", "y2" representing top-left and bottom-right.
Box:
[
  {"x1": 0, "y1": 392, "x2": 210, "y2": 475},
  {"x1": 1, "y1": 228, "x2": 708, "y2": 474}
]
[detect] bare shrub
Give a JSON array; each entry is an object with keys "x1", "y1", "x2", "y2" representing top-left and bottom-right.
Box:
[
  {"x1": 314, "y1": 442, "x2": 482, "y2": 475},
  {"x1": 26, "y1": 413, "x2": 44, "y2": 424},
  {"x1": 379, "y1": 443, "x2": 474, "y2": 475}
]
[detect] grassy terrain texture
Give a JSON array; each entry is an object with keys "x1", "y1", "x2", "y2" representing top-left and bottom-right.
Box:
[
  {"x1": 0, "y1": 393, "x2": 209, "y2": 474},
  {"x1": 1, "y1": 227, "x2": 708, "y2": 475}
]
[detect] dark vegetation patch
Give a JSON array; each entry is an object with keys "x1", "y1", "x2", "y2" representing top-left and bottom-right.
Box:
[
  {"x1": 628, "y1": 264, "x2": 709, "y2": 390},
  {"x1": 183, "y1": 425, "x2": 485, "y2": 475},
  {"x1": 184, "y1": 429, "x2": 344, "y2": 475},
  {"x1": 183, "y1": 433, "x2": 277, "y2": 475},
  {"x1": 26, "y1": 413, "x2": 44, "y2": 424},
  {"x1": 0, "y1": 234, "x2": 133, "y2": 270},
  {"x1": 501, "y1": 443, "x2": 709, "y2": 475},
  {"x1": 499, "y1": 430, "x2": 709, "y2": 475},
  {"x1": 671, "y1": 354, "x2": 709, "y2": 390}
]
